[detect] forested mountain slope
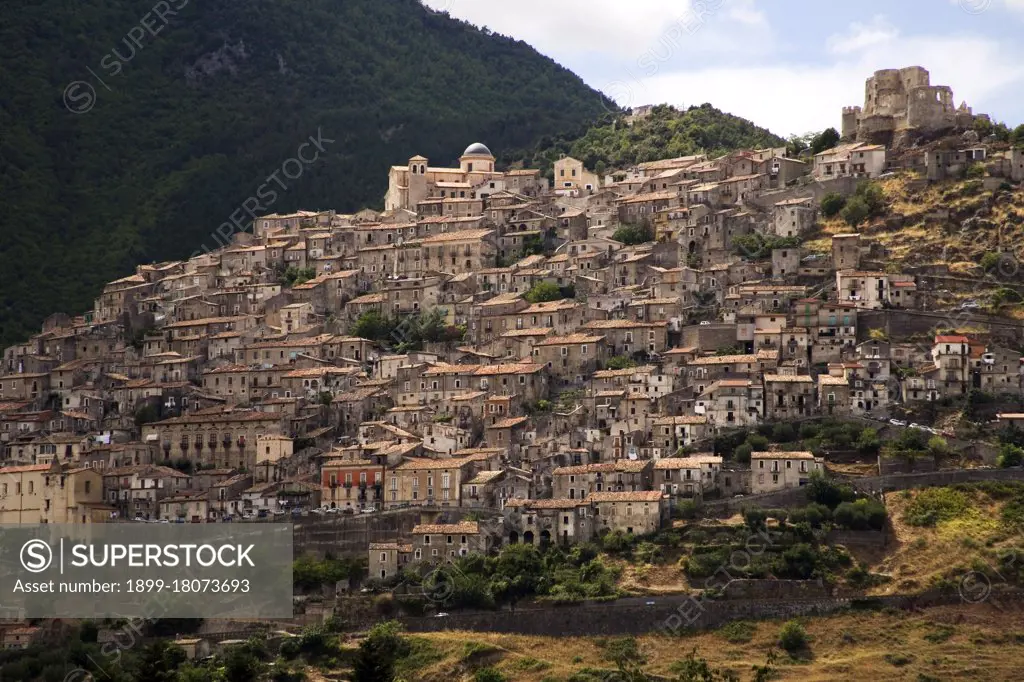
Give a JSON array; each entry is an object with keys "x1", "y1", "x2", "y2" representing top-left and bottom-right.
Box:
[{"x1": 0, "y1": 0, "x2": 613, "y2": 344}]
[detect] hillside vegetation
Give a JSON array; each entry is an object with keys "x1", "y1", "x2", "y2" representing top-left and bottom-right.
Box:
[
  {"x1": 807, "y1": 175, "x2": 1024, "y2": 273},
  {"x1": 867, "y1": 482, "x2": 1024, "y2": 596},
  {"x1": 339, "y1": 607, "x2": 1024, "y2": 682},
  {"x1": 0, "y1": 0, "x2": 613, "y2": 345},
  {"x1": 504, "y1": 103, "x2": 786, "y2": 179}
]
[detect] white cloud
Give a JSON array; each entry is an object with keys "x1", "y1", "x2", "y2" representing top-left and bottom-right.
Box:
[
  {"x1": 725, "y1": 0, "x2": 768, "y2": 27},
  {"x1": 423, "y1": 0, "x2": 705, "y2": 59},
  {"x1": 426, "y1": 2, "x2": 1024, "y2": 137},
  {"x1": 826, "y1": 15, "x2": 899, "y2": 55},
  {"x1": 638, "y1": 30, "x2": 1024, "y2": 136}
]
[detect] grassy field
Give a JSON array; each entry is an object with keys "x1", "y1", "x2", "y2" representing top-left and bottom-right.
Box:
[
  {"x1": 328, "y1": 602, "x2": 1024, "y2": 681},
  {"x1": 860, "y1": 483, "x2": 1024, "y2": 596}
]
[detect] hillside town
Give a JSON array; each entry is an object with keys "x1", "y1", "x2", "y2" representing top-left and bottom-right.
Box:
[{"x1": 1, "y1": 65, "x2": 1024, "y2": 594}]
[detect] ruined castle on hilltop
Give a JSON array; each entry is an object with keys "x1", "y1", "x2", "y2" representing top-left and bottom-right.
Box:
[{"x1": 841, "y1": 66, "x2": 985, "y2": 145}]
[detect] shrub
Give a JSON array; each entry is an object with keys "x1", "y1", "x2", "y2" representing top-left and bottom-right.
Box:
[
  {"x1": 927, "y1": 436, "x2": 949, "y2": 456},
  {"x1": 779, "y1": 620, "x2": 808, "y2": 653},
  {"x1": 883, "y1": 653, "x2": 914, "y2": 667},
  {"x1": 772, "y1": 423, "x2": 797, "y2": 442},
  {"x1": 600, "y1": 530, "x2": 634, "y2": 556},
  {"x1": 733, "y1": 443, "x2": 753, "y2": 464},
  {"x1": 775, "y1": 544, "x2": 818, "y2": 579},
  {"x1": 612, "y1": 224, "x2": 653, "y2": 245},
  {"x1": 606, "y1": 355, "x2": 637, "y2": 370},
  {"x1": 855, "y1": 180, "x2": 885, "y2": 214},
  {"x1": 743, "y1": 508, "x2": 768, "y2": 530},
  {"x1": 474, "y1": 669, "x2": 507, "y2": 682},
  {"x1": 820, "y1": 192, "x2": 847, "y2": 218},
  {"x1": 789, "y1": 502, "x2": 832, "y2": 528},
  {"x1": 719, "y1": 620, "x2": 757, "y2": 644},
  {"x1": 980, "y1": 252, "x2": 1002, "y2": 272},
  {"x1": 676, "y1": 500, "x2": 699, "y2": 520},
  {"x1": 833, "y1": 498, "x2": 887, "y2": 530},
  {"x1": 998, "y1": 443, "x2": 1024, "y2": 468},
  {"x1": 747, "y1": 434, "x2": 770, "y2": 450},
  {"x1": 799, "y1": 423, "x2": 820, "y2": 440},
  {"x1": 806, "y1": 471, "x2": 856, "y2": 509},
  {"x1": 524, "y1": 282, "x2": 563, "y2": 304},
  {"x1": 841, "y1": 197, "x2": 870, "y2": 227},
  {"x1": 903, "y1": 488, "x2": 970, "y2": 527},
  {"x1": 810, "y1": 128, "x2": 840, "y2": 155}
]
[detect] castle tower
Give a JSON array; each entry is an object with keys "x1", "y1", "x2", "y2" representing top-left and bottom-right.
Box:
[{"x1": 842, "y1": 106, "x2": 862, "y2": 140}]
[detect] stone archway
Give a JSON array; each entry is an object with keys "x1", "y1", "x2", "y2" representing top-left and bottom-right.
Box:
[
  {"x1": 508, "y1": 531, "x2": 519, "y2": 545},
  {"x1": 523, "y1": 530, "x2": 535, "y2": 545}
]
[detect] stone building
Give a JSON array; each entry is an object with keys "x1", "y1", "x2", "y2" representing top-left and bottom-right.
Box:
[
  {"x1": 841, "y1": 66, "x2": 978, "y2": 144},
  {"x1": 751, "y1": 451, "x2": 823, "y2": 494}
]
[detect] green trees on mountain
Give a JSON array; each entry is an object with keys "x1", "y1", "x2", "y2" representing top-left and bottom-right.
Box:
[
  {"x1": 0, "y1": 0, "x2": 612, "y2": 346},
  {"x1": 503, "y1": 104, "x2": 785, "y2": 180}
]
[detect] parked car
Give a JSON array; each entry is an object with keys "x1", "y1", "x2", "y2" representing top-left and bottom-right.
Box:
[
  {"x1": 361, "y1": 506, "x2": 376, "y2": 514},
  {"x1": 290, "y1": 508, "x2": 303, "y2": 516},
  {"x1": 325, "y1": 507, "x2": 339, "y2": 514},
  {"x1": 342, "y1": 507, "x2": 354, "y2": 515},
  {"x1": 273, "y1": 509, "x2": 286, "y2": 516},
  {"x1": 257, "y1": 509, "x2": 268, "y2": 518},
  {"x1": 890, "y1": 419, "x2": 907, "y2": 427}
]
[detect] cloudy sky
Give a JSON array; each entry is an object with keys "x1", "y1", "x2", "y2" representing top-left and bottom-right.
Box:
[{"x1": 423, "y1": 0, "x2": 1024, "y2": 137}]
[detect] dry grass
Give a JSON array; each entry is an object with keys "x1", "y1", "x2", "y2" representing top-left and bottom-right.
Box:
[
  {"x1": 390, "y1": 603, "x2": 1024, "y2": 681},
  {"x1": 814, "y1": 174, "x2": 1024, "y2": 272},
  {"x1": 863, "y1": 487, "x2": 1020, "y2": 596},
  {"x1": 614, "y1": 556, "x2": 691, "y2": 594}
]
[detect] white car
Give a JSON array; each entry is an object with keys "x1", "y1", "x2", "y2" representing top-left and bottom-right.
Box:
[
  {"x1": 890, "y1": 419, "x2": 907, "y2": 427},
  {"x1": 361, "y1": 506, "x2": 376, "y2": 514},
  {"x1": 325, "y1": 507, "x2": 339, "y2": 514},
  {"x1": 909, "y1": 423, "x2": 923, "y2": 430}
]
